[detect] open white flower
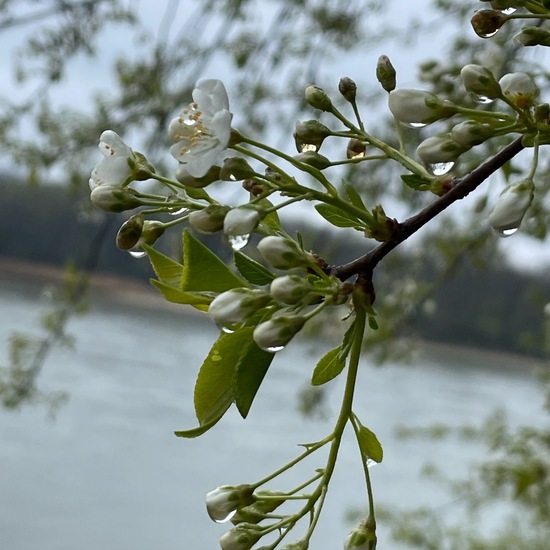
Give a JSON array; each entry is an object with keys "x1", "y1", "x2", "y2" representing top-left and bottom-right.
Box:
[
  {"x1": 89, "y1": 130, "x2": 135, "y2": 190},
  {"x1": 168, "y1": 79, "x2": 232, "y2": 178}
]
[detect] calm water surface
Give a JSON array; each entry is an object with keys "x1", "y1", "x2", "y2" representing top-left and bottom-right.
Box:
[{"x1": 0, "y1": 281, "x2": 546, "y2": 549}]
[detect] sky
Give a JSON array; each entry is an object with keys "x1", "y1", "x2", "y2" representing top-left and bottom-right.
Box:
[{"x1": 1, "y1": 0, "x2": 550, "y2": 271}]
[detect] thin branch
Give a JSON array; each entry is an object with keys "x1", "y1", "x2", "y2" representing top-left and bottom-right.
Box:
[{"x1": 332, "y1": 137, "x2": 525, "y2": 282}]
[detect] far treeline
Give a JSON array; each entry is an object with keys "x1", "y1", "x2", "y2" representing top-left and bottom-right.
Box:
[{"x1": 1, "y1": 174, "x2": 550, "y2": 359}]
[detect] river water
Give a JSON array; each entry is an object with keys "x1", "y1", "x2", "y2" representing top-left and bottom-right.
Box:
[{"x1": 0, "y1": 278, "x2": 547, "y2": 549}]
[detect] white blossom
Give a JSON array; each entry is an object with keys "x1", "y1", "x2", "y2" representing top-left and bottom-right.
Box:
[
  {"x1": 169, "y1": 79, "x2": 232, "y2": 178},
  {"x1": 89, "y1": 130, "x2": 135, "y2": 190}
]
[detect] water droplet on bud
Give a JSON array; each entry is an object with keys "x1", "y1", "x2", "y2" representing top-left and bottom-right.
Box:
[
  {"x1": 502, "y1": 8, "x2": 516, "y2": 15},
  {"x1": 477, "y1": 29, "x2": 500, "y2": 39},
  {"x1": 429, "y1": 162, "x2": 454, "y2": 176},
  {"x1": 221, "y1": 326, "x2": 235, "y2": 334},
  {"x1": 228, "y1": 234, "x2": 250, "y2": 251},
  {"x1": 266, "y1": 345, "x2": 285, "y2": 353},
  {"x1": 402, "y1": 121, "x2": 427, "y2": 129},
  {"x1": 214, "y1": 510, "x2": 237, "y2": 524},
  {"x1": 169, "y1": 207, "x2": 189, "y2": 216},
  {"x1": 366, "y1": 458, "x2": 377, "y2": 469},
  {"x1": 128, "y1": 250, "x2": 147, "y2": 258},
  {"x1": 474, "y1": 94, "x2": 494, "y2": 105}
]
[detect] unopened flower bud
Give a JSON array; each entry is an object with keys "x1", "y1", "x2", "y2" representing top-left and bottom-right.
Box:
[
  {"x1": 499, "y1": 72, "x2": 538, "y2": 109},
  {"x1": 388, "y1": 89, "x2": 457, "y2": 126},
  {"x1": 176, "y1": 164, "x2": 221, "y2": 188},
  {"x1": 223, "y1": 206, "x2": 263, "y2": 237},
  {"x1": 450, "y1": 120, "x2": 494, "y2": 147},
  {"x1": 116, "y1": 213, "x2": 144, "y2": 250},
  {"x1": 376, "y1": 55, "x2": 396, "y2": 92},
  {"x1": 293, "y1": 151, "x2": 331, "y2": 170},
  {"x1": 416, "y1": 134, "x2": 469, "y2": 165},
  {"x1": 257, "y1": 236, "x2": 312, "y2": 270},
  {"x1": 460, "y1": 64, "x2": 501, "y2": 100},
  {"x1": 139, "y1": 220, "x2": 165, "y2": 246},
  {"x1": 294, "y1": 120, "x2": 331, "y2": 153},
  {"x1": 339, "y1": 77, "x2": 357, "y2": 103},
  {"x1": 270, "y1": 275, "x2": 312, "y2": 305},
  {"x1": 189, "y1": 205, "x2": 229, "y2": 233},
  {"x1": 346, "y1": 138, "x2": 367, "y2": 159},
  {"x1": 132, "y1": 151, "x2": 155, "y2": 180},
  {"x1": 219, "y1": 523, "x2": 262, "y2": 550},
  {"x1": 280, "y1": 541, "x2": 308, "y2": 550},
  {"x1": 479, "y1": 0, "x2": 526, "y2": 8},
  {"x1": 344, "y1": 523, "x2": 373, "y2": 550},
  {"x1": 489, "y1": 177, "x2": 534, "y2": 234},
  {"x1": 208, "y1": 288, "x2": 271, "y2": 329},
  {"x1": 205, "y1": 485, "x2": 255, "y2": 523},
  {"x1": 535, "y1": 103, "x2": 550, "y2": 124},
  {"x1": 90, "y1": 185, "x2": 141, "y2": 212},
  {"x1": 365, "y1": 204, "x2": 398, "y2": 243},
  {"x1": 242, "y1": 179, "x2": 266, "y2": 197},
  {"x1": 305, "y1": 85, "x2": 333, "y2": 112},
  {"x1": 470, "y1": 10, "x2": 508, "y2": 39},
  {"x1": 253, "y1": 314, "x2": 307, "y2": 352},
  {"x1": 220, "y1": 158, "x2": 255, "y2": 181},
  {"x1": 515, "y1": 27, "x2": 550, "y2": 47}
]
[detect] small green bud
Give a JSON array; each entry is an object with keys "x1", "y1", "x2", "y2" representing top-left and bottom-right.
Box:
[
  {"x1": 293, "y1": 151, "x2": 331, "y2": 170},
  {"x1": 304, "y1": 85, "x2": 333, "y2": 112},
  {"x1": 450, "y1": 120, "x2": 494, "y2": 147},
  {"x1": 90, "y1": 185, "x2": 141, "y2": 212},
  {"x1": 253, "y1": 314, "x2": 307, "y2": 352},
  {"x1": 365, "y1": 205, "x2": 398, "y2": 243},
  {"x1": 139, "y1": 220, "x2": 165, "y2": 246},
  {"x1": 188, "y1": 205, "x2": 230, "y2": 234},
  {"x1": 208, "y1": 288, "x2": 271, "y2": 330},
  {"x1": 489, "y1": 177, "x2": 535, "y2": 234},
  {"x1": 376, "y1": 55, "x2": 396, "y2": 92},
  {"x1": 294, "y1": 120, "x2": 331, "y2": 153},
  {"x1": 416, "y1": 134, "x2": 469, "y2": 165},
  {"x1": 388, "y1": 89, "x2": 457, "y2": 126},
  {"x1": 220, "y1": 157, "x2": 256, "y2": 181},
  {"x1": 219, "y1": 523, "x2": 262, "y2": 550},
  {"x1": 338, "y1": 77, "x2": 357, "y2": 103},
  {"x1": 223, "y1": 206, "x2": 263, "y2": 237},
  {"x1": 460, "y1": 64, "x2": 501, "y2": 100},
  {"x1": 346, "y1": 138, "x2": 367, "y2": 159},
  {"x1": 116, "y1": 213, "x2": 144, "y2": 250},
  {"x1": 515, "y1": 27, "x2": 550, "y2": 47},
  {"x1": 205, "y1": 485, "x2": 255, "y2": 523},
  {"x1": 257, "y1": 236, "x2": 312, "y2": 270},
  {"x1": 470, "y1": 10, "x2": 508, "y2": 38},
  {"x1": 535, "y1": 103, "x2": 550, "y2": 123},
  {"x1": 270, "y1": 275, "x2": 312, "y2": 305}
]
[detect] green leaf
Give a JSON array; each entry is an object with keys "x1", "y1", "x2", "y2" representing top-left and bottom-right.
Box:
[
  {"x1": 194, "y1": 330, "x2": 253, "y2": 426},
  {"x1": 182, "y1": 229, "x2": 247, "y2": 292},
  {"x1": 150, "y1": 280, "x2": 211, "y2": 311},
  {"x1": 234, "y1": 251, "x2": 275, "y2": 285},
  {"x1": 315, "y1": 204, "x2": 364, "y2": 229},
  {"x1": 256, "y1": 198, "x2": 282, "y2": 233},
  {"x1": 311, "y1": 346, "x2": 345, "y2": 386},
  {"x1": 142, "y1": 243, "x2": 183, "y2": 287},
  {"x1": 174, "y1": 416, "x2": 221, "y2": 439},
  {"x1": 400, "y1": 174, "x2": 432, "y2": 192},
  {"x1": 355, "y1": 416, "x2": 383, "y2": 463},
  {"x1": 343, "y1": 181, "x2": 367, "y2": 210},
  {"x1": 234, "y1": 328, "x2": 275, "y2": 417}
]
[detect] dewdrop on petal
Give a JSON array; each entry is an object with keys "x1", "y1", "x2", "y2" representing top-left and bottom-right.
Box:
[{"x1": 489, "y1": 177, "x2": 534, "y2": 236}]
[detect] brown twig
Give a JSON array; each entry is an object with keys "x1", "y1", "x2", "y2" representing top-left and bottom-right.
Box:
[{"x1": 332, "y1": 136, "x2": 525, "y2": 283}]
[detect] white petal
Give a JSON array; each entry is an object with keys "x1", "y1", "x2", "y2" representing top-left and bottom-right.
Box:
[
  {"x1": 186, "y1": 144, "x2": 224, "y2": 178},
  {"x1": 210, "y1": 109, "x2": 232, "y2": 147},
  {"x1": 98, "y1": 130, "x2": 133, "y2": 158},
  {"x1": 193, "y1": 79, "x2": 230, "y2": 115}
]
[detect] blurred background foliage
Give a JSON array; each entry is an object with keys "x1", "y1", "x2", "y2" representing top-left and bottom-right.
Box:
[{"x1": 1, "y1": 1, "x2": 550, "y2": 547}]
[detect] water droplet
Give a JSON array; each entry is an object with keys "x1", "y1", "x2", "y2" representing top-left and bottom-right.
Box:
[
  {"x1": 228, "y1": 234, "x2": 250, "y2": 251},
  {"x1": 128, "y1": 250, "x2": 147, "y2": 258},
  {"x1": 502, "y1": 7, "x2": 516, "y2": 15},
  {"x1": 169, "y1": 207, "x2": 189, "y2": 216},
  {"x1": 266, "y1": 345, "x2": 284, "y2": 353},
  {"x1": 402, "y1": 121, "x2": 427, "y2": 129},
  {"x1": 474, "y1": 94, "x2": 494, "y2": 105},
  {"x1": 428, "y1": 162, "x2": 454, "y2": 176},
  {"x1": 221, "y1": 326, "x2": 235, "y2": 334},
  {"x1": 493, "y1": 226, "x2": 518, "y2": 238},
  {"x1": 476, "y1": 29, "x2": 500, "y2": 39},
  {"x1": 366, "y1": 459, "x2": 377, "y2": 469},
  {"x1": 300, "y1": 143, "x2": 318, "y2": 152},
  {"x1": 214, "y1": 510, "x2": 236, "y2": 524}
]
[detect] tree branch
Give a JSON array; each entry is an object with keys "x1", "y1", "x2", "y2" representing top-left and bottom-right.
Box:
[{"x1": 332, "y1": 136, "x2": 525, "y2": 282}]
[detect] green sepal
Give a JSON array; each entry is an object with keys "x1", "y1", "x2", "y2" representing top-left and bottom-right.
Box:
[
  {"x1": 368, "y1": 315, "x2": 379, "y2": 330},
  {"x1": 256, "y1": 198, "x2": 282, "y2": 233},
  {"x1": 234, "y1": 251, "x2": 276, "y2": 285},
  {"x1": 353, "y1": 413, "x2": 383, "y2": 463},
  {"x1": 401, "y1": 174, "x2": 432, "y2": 192},
  {"x1": 311, "y1": 321, "x2": 355, "y2": 385},
  {"x1": 315, "y1": 203, "x2": 364, "y2": 230},
  {"x1": 234, "y1": 327, "x2": 275, "y2": 418},
  {"x1": 182, "y1": 229, "x2": 248, "y2": 292},
  {"x1": 185, "y1": 187, "x2": 211, "y2": 200}
]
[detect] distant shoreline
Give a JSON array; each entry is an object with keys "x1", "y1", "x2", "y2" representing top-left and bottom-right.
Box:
[{"x1": 1, "y1": 256, "x2": 548, "y2": 370}]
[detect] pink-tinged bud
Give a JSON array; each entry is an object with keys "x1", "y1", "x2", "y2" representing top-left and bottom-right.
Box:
[
  {"x1": 498, "y1": 72, "x2": 538, "y2": 109},
  {"x1": 257, "y1": 236, "x2": 312, "y2": 270},
  {"x1": 223, "y1": 207, "x2": 262, "y2": 237},
  {"x1": 205, "y1": 485, "x2": 255, "y2": 523},
  {"x1": 460, "y1": 64, "x2": 501, "y2": 100},
  {"x1": 489, "y1": 177, "x2": 534, "y2": 235},
  {"x1": 253, "y1": 314, "x2": 307, "y2": 352},
  {"x1": 188, "y1": 205, "x2": 229, "y2": 233},
  {"x1": 388, "y1": 89, "x2": 457, "y2": 127}
]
